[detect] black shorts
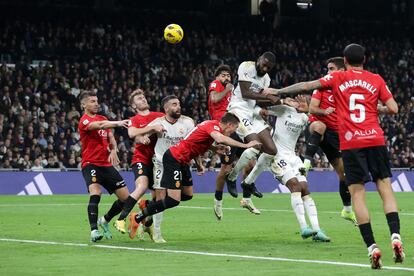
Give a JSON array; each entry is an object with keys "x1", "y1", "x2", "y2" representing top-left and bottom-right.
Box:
[
  {"x1": 82, "y1": 164, "x2": 126, "y2": 194},
  {"x1": 131, "y1": 162, "x2": 154, "y2": 189},
  {"x1": 220, "y1": 132, "x2": 245, "y2": 165},
  {"x1": 160, "y1": 149, "x2": 193, "y2": 190},
  {"x1": 342, "y1": 146, "x2": 392, "y2": 186},
  {"x1": 320, "y1": 128, "x2": 341, "y2": 163}
]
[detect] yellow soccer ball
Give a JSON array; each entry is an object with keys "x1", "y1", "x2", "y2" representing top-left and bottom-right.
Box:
[{"x1": 164, "y1": 24, "x2": 184, "y2": 44}]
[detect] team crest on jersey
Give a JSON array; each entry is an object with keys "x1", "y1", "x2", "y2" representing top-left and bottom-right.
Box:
[
  {"x1": 178, "y1": 128, "x2": 184, "y2": 135},
  {"x1": 92, "y1": 176, "x2": 97, "y2": 183},
  {"x1": 214, "y1": 126, "x2": 220, "y2": 131},
  {"x1": 211, "y1": 82, "x2": 217, "y2": 88},
  {"x1": 138, "y1": 169, "x2": 143, "y2": 174},
  {"x1": 175, "y1": 181, "x2": 181, "y2": 188},
  {"x1": 224, "y1": 156, "x2": 230, "y2": 163},
  {"x1": 83, "y1": 119, "x2": 89, "y2": 125},
  {"x1": 345, "y1": 131, "x2": 353, "y2": 141}
]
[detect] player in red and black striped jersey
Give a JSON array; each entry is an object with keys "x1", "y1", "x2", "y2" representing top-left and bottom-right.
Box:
[
  {"x1": 263, "y1": 44, "x2": 404, "y2": 269},
  {"x1": 305, "y1": 57, "x2": 357, "y2": 226},
  {"x1": 113, "y1": 89, "x2": 165, "y2": 235},
  {"x1": 78, "y1": 91, "x2": 130, "y2": 242}
]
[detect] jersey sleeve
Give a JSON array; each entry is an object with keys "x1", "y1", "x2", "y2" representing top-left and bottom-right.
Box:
[
  {"x1": 209, "y1": 80, "x2": 222, "y2": 92},
  {"x1": 237, "y1": 62, "x2": 255, "y2": 82},
  {"x1": 311, "y1": 89, "x2": 322, "y2": 100},
  {"x1": 129, "y1": 115, "x2": 139, "y2": 128},
  {"x1": 267, "y1": 105, "x2": 287, "y2": 117},
  {"x1": 79, "y1": 117, "x2": 91, "y2": 131},
  {"x1": 379, "y1": 79, "x2": 394, "y2": 103},
  {"x1": 318, "y1": 72, "x2": 339, "y2": 90}
]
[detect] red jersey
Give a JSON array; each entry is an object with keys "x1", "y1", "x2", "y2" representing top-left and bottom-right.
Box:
[
  {"x1": 130, "y1": 111, "x2": 164, "y2": 166},
  {"x1": 309, "y1": 89, "x2": 338, "y2": 132},
  {"x1": 78, "y1": 114, "x2": 112, "y2": 168},
  {"x1": 170, "y1": 120, "x2": 222, "y2": 164},
  {"x1": 208, "y1": 80, "x2": 231, "y2": 120},
  {"x1": 319, "y1": 69, "x2": 394, "y2": 150}
]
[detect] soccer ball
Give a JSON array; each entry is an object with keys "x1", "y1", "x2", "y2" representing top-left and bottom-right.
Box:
[{"x1": 164, "y1": 24, "x2": 184, "y2": 44}]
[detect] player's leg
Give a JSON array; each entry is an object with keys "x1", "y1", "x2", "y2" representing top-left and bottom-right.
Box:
[
  {"x1": 134, "y1": 149, "x2": 182, "y2": 224},
  {"x1": 152, "y1": 188, "x2": 167, "y2": 243},
  {"x1": 303, "y1": 121, "x2": 326, "y2": 172},
  {"x1": 226, "y1": 112, "x2": 262, "y2": 191},
  {"x1": 299, "y1": 179, "x2": 330, "y2": 242},
  {"x1": 285, "y1": 177, "x2": 311, "y2": 238},
  {"x1": 117, "y1": 163, "x2": 149, "y2": 221},
  {"x1": 241, "y1": 126, "x2": 276, "y2": 197},
  {"x1": 214, "y1": 152, "x2": 233, "y2": 220},
  {"x1": 240, "y1": 159, "x2": 261, "y2": 214},
  {"x1": 82, "y1": 165, "x2": 104, "y2": 242},
  {"x1": 343, "y1": 148, "x2": 382, "y2": 269},
  {"x1": 368, "y1": 146, "x2": 404, "y2": 263},
  {"x1": 322, "y1": 129, "x2": 357, "y2": 225}
]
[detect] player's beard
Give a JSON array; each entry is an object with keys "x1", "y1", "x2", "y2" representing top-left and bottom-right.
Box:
[
  {"x1": 170, "y1": 111, "x2": 181, "y2": 119},
  {"x1": 256, "y1": 63, "x2": 266, "y2": 77}
]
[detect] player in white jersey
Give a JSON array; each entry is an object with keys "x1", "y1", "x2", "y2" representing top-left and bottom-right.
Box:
[
  {"x1": 129, "y1": 95, "x2": 194, "y2": 243},
  {"x1": 226, "y1": 52, "x2": 281, "y2": 202},
  {"x1": 246, "y1": 96, "x2": 330, "y2": 241}
]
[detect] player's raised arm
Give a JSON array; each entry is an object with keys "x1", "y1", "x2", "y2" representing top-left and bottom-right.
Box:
[
  {"x1": 88, "y1": 119, "x2": 129, "y2": 131},
  {"x1": 210, "y1": 131, "x2": 261, "y2": 149},
  {"x1": 263, "y1": 80, "x2": 323, "y2": 97},
  {"x1": 128, "y1": 119, "x2": 165, "y2": 139}
]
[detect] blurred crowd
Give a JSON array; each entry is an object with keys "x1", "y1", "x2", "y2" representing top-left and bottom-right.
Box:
[{"x1": 0, "y1": 19, "x2": 413, "y2": 171}]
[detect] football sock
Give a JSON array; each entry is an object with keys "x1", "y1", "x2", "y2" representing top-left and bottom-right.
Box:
[
  {"x1": 304, "y1": 132, "x2": 322, "y2": 160},
  {"x1": 153, "y1": 212, "x2": 163, "y2": 232},
  {"x1": 117, "y1": 196, "x2": 137, "y2": 221},
  {"x1": 303, "y1": 195, "x2": 320, "y2": 231},
  {"x1": 142, "y1": 196, "x2": 180, "y2": 217},
  {"x1": 339, "y1": 180, "x2": 352, "y2": 207},
  {"x1": 215, "y1": 190, "x2": 223, "y2": 201},
  {"x1": 104, "y1": 199, "x2": 124, "y2": 222},
  {"x1": 291, "y1": 192, "x2": 307, "y2": 229},
  {"x1": 359, "y1": 222, "x2": 376, "y2": 248},
  {"x1": 385, "y1": 212, "x2": 400, "y2": 235},
  {"x1": 181, "y1": 194, "x2": 193, "y2": 201},
  {"x1": 227, "y1": 148, "x2": 259, "y2": 181},
  {"x1": 244, "y1": 153, "x2": 274, "y2": 184},
  {"x1": 88, "y1": 195, "x2": 100, "y2": 231},
  {"x1": 242, "y1": 189, "x2": 251, "y2": 198}
]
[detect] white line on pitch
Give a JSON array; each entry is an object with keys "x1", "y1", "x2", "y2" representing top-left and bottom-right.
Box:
[
  {"x1": 0, "y1": 238, "x2": 413, "y2": 271},
  {"x1": 0, "y1": 203, "x2": 414, "y2": 216}
]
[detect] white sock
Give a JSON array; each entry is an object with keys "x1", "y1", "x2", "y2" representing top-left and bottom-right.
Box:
[
  {"x1": 343, "y1": 205, "x2": 352, "y2": 212},
  {"x1": 244, "y1": 153, "x2": 274, "y2": 184},
  {"x1": 153, "y1": 211, "x2": 163, "y2": 233},
  {"x1": 391, "y1": 233, "x2": 401, "y2": 241},
  {"x1": 303, "y1": 195, "x2": 320, "y2": 231},
  {"x1": 228, "y1": 148, "x2": 259, "y2": 181},
  {"x1": 291, "y1": 192, "x2": 308, "y2": 230},
  {"x1": 368, "y1": 243, "x2": 377, "y2": 254}
]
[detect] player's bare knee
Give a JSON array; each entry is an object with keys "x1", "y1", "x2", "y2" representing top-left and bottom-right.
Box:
[
  {"x1": 310, "y1": 121, "x2": 326, "y2": 135},
  {"x1": 286, "y1": 179, "x2": 301, "y2": 193}
]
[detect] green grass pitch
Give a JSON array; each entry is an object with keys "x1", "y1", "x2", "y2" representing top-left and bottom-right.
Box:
[{"x1": 0, "y1": 193, "x2": 413, "y2": 275}]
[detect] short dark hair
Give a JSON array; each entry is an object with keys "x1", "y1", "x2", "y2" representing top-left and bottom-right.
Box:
[
  {"x1": 214, "y1": 64, "x2": 231, "y2": 77},
  {"x1": 326, "y1": 57, "x2": 345, "y2": 69},
  {"x1": 343, "y1": 44, "x2": 365, "y2": 66},
  {"x1": 261, "y1": 51, "x2": 276, "y2": 64},
  {"x1": 78, "y1": 90, "x2": 97, "y2": 102},
  {"x1": 161, "y1": 95, "x2": 178, "y2": 110},
  {"x1": 220, "y1": 112, "x2": 240, "y2": 124}
]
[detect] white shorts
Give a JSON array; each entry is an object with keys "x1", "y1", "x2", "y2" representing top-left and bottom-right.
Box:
[
  {"x1": 230, "y1": 108, "x2": 269, "y2": 139},
  {"x1": 270, "y1": 152, "x2": 307, "y2": 185},
  {"x1": 152, "y1": 159, "x2": 165, "y2": 190}
]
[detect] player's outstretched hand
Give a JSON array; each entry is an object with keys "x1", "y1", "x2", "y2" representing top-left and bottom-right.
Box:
[
  {"x1": 152, "y1": 124, "x2": 166, "y2": 134},
  {"x1": 118, "y1": 119, "x2": 130, "y2": 128},
  {"x1": 284, "y1": 97, "x2": 299, "y2": 108},
  {"x1": 136, "y1": 135, "x2": 150, "y2": 145},
  {"x1": 296, "y1": 95, "x2": 309, "y2": 113},
  {"x1": 324, "y1": 107, "x2": 335, "y2": 115},
  {"x1": 225, "y1": 83, "x2": 234, "y2": 91},
  {"x1": 246, "y1": 140, "x2": 262, "y2": 150},
  {"x1": 108, "y1": 149, "x2": 120, "y2": 166},
  {"x1": 196, "y1": 164, "x2": 206, "y2": 176},
  {"x1": 262, "y1": 87, "x2": 279, "y2": 96}
]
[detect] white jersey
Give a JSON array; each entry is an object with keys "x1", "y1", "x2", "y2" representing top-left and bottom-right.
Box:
[
  {"x1": 267, "y1": 105, "x2": 308, "y2": 155},
  {"x1": 228, "y1": 61, "x2": 271, "y2": 113},
  {"x1": 149, "y1": 115, "x2": 195, "y2": 163}
]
